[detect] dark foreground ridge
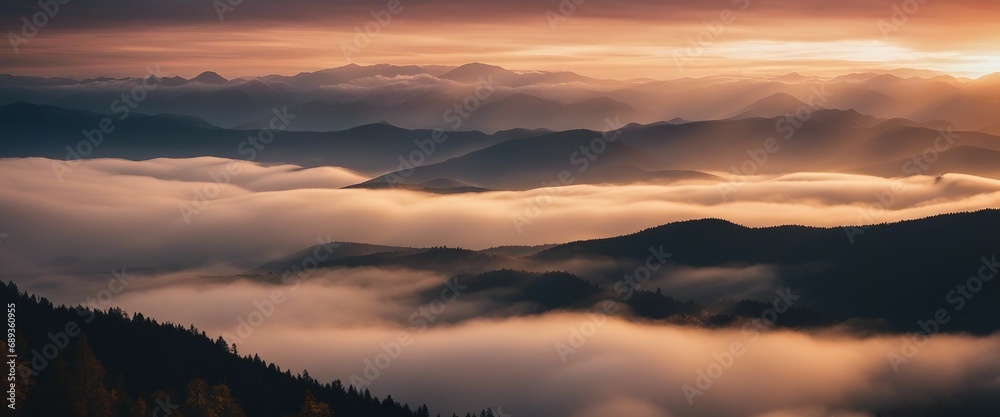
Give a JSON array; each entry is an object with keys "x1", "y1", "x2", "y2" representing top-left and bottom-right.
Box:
[{"x1": 0, "y1": 282, "x2": 497, "y2": 417}]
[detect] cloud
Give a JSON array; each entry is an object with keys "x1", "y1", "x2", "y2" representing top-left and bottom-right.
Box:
[
  {"x1": 3, "y1": 1, "x2": 999, "y2": 79},
  {"x1": 80, "y1": 275, "x2": 1000, "y2": 417},
  {"x1": 84, "y1": 157, "x2": 368, "y2": 192},
  {"x1": 1, "y1": 0, "x2": 994, "y2": 30},
  {"x1": 0, "y1": 158, "x2": 997, "y2": 273},
  {"x1": 232, "y1": 315, "x2": 1000, "y2": 417},
  {"x1": 10, "y1": 227, "x2": 1000, "y2": 417},
  {"x1": 0, "y1": 155, "x2": 994, "y2": 417},
  {"x1": 655, "y1": 265, "x2": 779, "y2": 303}
]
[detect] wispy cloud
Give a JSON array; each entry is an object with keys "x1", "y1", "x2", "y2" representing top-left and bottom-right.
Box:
[{"x1": 2, "y1": 0, "x2": 999, "y2": 78}]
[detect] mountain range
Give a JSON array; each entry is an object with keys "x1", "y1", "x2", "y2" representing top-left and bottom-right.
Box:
[
  {"x1": 3, "y1": 63, "x2": 1000, "y2": 133},
  {"x1": 5, "y1": 101, "x2": 1000, "y2": 191},
  {"x1": 246, "y1": 209, "x2": 1000, "y2": 334}
]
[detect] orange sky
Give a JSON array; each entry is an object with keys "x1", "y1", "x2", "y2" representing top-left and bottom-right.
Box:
[{"x1": 1, "y1": 0, "x2": 999, "y2": 79}]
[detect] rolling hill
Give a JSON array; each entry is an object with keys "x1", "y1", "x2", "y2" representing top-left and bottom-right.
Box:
[{"x1": 255, "y1": 210, "x2": 1000, "y2": 334}]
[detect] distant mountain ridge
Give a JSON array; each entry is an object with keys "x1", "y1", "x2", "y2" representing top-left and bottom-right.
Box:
[
  {"x1": 6, "y1": 102, "x2": 1000, "y2": 191},
  {"x1": 253, "y1": 209, "x2": 1000, "y2": 334},
  {"x1": 0, "y1": 102, "x2": 540, "y2": 175},
  {"x1": 3, "y1": 64, "x2": 999, "y2": 132}
]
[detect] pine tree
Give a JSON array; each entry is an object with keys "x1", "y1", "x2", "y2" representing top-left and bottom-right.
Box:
[
  {"x1": 209, "y1": 383, "x2": 247, "y2": 417},
  {"x1": 68, "y1": 335, "x2": 114, "y2": 417},
  {"x1": 298, "y1": 389, "x2": 334, "y2": 417},
  {"x1": 215, "y1": 336, "x2": 229, "y2": 353},
  {"x1": 110, "y1": 373, "x2": 132, "y2": 417},
  {"x1": 184, "y1": 379, "x2": 212, "y2": 417},
  {"x1": 13, "y1": 336, "x2": 34, "y2": 414},
  {"x1": 184, "y1": 379, "x2": 246, "y2": 417}
]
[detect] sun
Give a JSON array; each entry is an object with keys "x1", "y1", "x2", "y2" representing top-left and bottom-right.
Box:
[{"x1": 954, "y1": 55, "x2": 1000, "y2": 78}]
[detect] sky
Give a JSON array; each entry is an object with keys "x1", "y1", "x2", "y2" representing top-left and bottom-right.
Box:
[{"x1": 1, "y1": 0, "x2": 999, "y2": 79}]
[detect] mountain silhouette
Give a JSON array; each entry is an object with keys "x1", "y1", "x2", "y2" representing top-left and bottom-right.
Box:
[
  {"x1": 255, "y1": 210, "x2": 1000, "y2": 334},
  {"x1": 730, "y1": 92, "x2": 816, "y2": 119},
  {"x1": 1, "y1": 282, "x2": 458, "y2": 417},
  {"x1": 0, "y1": 102, "x2": 539, "y2": 174},
  {"x1": 191, "y1": 71, "x2": 229, "y2": 84}
]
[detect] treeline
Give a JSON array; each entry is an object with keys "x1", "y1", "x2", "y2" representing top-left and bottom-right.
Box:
[{"x1": 2, "y1": 281, "x2": 496, "y2": 417}]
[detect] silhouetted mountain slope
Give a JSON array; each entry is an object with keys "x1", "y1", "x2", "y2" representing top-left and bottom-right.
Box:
[
  {"x1": 825, "y1": 87, "x2": 900, "y2": 116},
  {"x1": 534, "y1": 209, "x2": 1000, "y2": 333},
  {"x1": 326, "y1": 247, "x2": 517, "y2": 275},
  {"x1": 616, "y1": 109, "x2": 882, "y2": 171},
  {"x1": 254, "y1": 246, "x2": 517, "y2": 278},
  {"x1": 262, "y1": 64, "x2": 429, "y2": 87},
  {"x1": 769, "y1": 72, "x2": 816, "y2": 83},
  {"x1": 233, "y1": 89, "x2": 465, "y2": 132},
  {"x1": 479, "y1": 244, "x2": 559, "y2": 258},
  {"x1": 258, "y1": 243, "x2": 559, "y2": 275},
  {"x1": 462, "y1": 93, "x2": 640, "y2": 132},
  {"x1": 5, "y1": 102, "x2": 1000, "y2": 184},
  {"x1": 258, "y1": 209, "x2": 1000, "y2": 334},
  {"x1": 0, "y1": 73, "x2": 83, "y2": 86},
  {"x1": 706, "y1": 299, "x2": 833, "y2": 328},
  {"x1": 855, "y1": 146, "x2": 1000, "y2": 179},
  {"x1": 968, "y1": 72, "x2": 1000, "y2": 88},
  {"x1": 438, "y1": 63, "x2": 618, "y2": 88},
  {"x1": 439, "y1": 63, "x2": 516, "y2": 84},
  {"x1": 6, "y1": 65, "x2": 1000, "y2": 134},
  {"x1": 344, "y1": 178, "x2": 493, "y2": 194},
  {"x1": 360, "y1": 129, "x2": 718, "y2": 190},
  {"x1": 422, "y1": 270, "x2": 606, "y2": 315},
  {"x1": 413, "y1": 269, "x2": 828, "y2": 327},
  {"x1": 191, "y1": 71, "x2": 229, "y2": 85},
  {"x1": 234, "y1": 91, "x2": 637, "y2": 132},
  {"x1": 730, "y1": 92, "x2": 815, "y2": 119},
  {"x1": 0, "y1": 102, "x2": 536, "y2": 174},
  {"x1": 252, "y1": 242, "x2": 420, "y2": 274},
  {"x1": 256, "y1": 211, "x2": 1000, "y2": 333},
  {"x1": 616, "y1": 109, "x2": 1000, "y2": 175},
  {"x1": 0, "y1": 64, "x2": 632, "y2": 131},
  {"x1": 0, "y1": 102, "x2": 235, "y2": 157},
  {"x1": 147, "y1": 79, "x2": 299, "y2": 127},
  {"x1": 0, "y1": 282, "x2": 448, "y2": 417}
]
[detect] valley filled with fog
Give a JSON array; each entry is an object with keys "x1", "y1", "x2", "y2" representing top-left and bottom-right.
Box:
[{"x1": 3, "y1": 60, "x2": 1000, "y2": 417}]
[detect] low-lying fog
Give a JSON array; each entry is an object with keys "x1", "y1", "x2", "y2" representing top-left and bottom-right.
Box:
[
  {"x1": 1, "y1": 157, "x2": 998, "y2": 271},
  {"x1": 28, "y1": 272, "x2": 1000, "y2": 417},
  {"x1": 4, "y1": 157, "x2": 1000, "y2": 416}
]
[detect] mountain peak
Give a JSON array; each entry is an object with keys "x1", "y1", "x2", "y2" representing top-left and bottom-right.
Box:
[
  {"x1": 759, "y1": 92, "x2": 807, "y2": 104},
  {"x1": 440, "y1": 63, "x2": 514, "y2": 82},
  {"x1": 457, "y1": 62, "x2": 508, "y2": 71},
  {"x1": 772, "y1": 72, "x2": 810, "y2": 82},
  {"x1": 972, "y1": 72, "x2": 1000, "y2": 84},
  {"x1": 731, "y1": 92, "x2": 811, "y2": 119},
  {"x1": 345, "y1": 121, "x2": 403, "y2": 133},
  {"x1": 192, "y1": 71, "x2": 228, "y2": 84}
]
